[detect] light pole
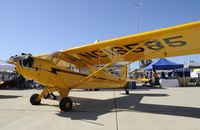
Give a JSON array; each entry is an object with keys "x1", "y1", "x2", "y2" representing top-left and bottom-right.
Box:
[
  {"x1": 133, "y1": 1, "x2": 142, "y2": 33},
  {"x1": 133, "y1": 1, "x2": 143, "y2": 68}
]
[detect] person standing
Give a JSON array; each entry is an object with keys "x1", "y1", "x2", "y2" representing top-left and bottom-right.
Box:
[{"x1": 153, "y1": 70, "x2": 159, "y2": 85}]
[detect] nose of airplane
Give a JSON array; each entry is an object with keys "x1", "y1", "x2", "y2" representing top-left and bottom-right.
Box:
[{"x1": 7, "y1": 53, "x2": 33, "y2": 66}]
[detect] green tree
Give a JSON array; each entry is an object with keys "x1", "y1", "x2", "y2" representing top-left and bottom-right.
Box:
[{"x1": 139, "y1": 60, "x2": 152, "y2": 68}]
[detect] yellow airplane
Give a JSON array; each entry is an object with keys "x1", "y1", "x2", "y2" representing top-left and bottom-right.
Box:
[{"x1": 8, "y1": 21, "x2": 200, "y2": 112}]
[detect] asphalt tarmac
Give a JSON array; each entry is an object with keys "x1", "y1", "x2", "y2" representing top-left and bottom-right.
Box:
[{"x1": 0, "y1": 87, "x2": 200, "y2": 130}]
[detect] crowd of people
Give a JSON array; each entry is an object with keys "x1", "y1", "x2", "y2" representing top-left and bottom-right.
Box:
[{"x1": 132, "y1": 69, "x2": 175, "y2": 86}]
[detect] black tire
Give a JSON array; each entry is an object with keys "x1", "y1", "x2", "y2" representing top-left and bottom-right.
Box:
[
  {"x1": 59, "y1": 97, "x2": 73, "y2": 112},
  {"x1": 30, "y1": 93, "x2": 41, "y2": 105},
  {"x1": 125, "y1": 89, "x2": 129, "y2": 95}
]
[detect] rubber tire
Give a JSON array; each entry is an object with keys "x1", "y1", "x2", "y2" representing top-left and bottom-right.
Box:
[
  {"x1": 59, "y1": 97, "x2": 73, "y2": 112},
  {"x1": 30, "y1": 93, "x2": 41, "y2": 105},
  {"x1": 125, "y1": 89, "x2": 129, "y2": 95}
]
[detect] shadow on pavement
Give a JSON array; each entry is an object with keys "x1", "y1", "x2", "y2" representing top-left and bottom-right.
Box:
[
  {"x1": 56, "y1": 93, "x2": 200, "y2": 120},
  {"x1": 0, "y1": 95, "x2": 22, "y2": 99}
]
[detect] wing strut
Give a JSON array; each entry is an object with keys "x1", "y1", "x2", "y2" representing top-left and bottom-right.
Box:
[{"x1": 72, "y1": 43, "x2": 144, "y2": 87}]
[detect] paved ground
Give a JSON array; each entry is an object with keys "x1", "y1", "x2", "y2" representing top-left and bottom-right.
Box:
[{"x1": 0, "y1": 87, "x2": 200, "y2": 130}]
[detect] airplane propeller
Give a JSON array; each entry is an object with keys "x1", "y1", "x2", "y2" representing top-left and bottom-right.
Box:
[{"x1": 6, "y1": 53, "x2": 34, "y2": 68}]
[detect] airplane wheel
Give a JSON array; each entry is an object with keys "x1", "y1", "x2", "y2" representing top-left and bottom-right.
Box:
[
  {"x1": 125, "y1": 89, "x2": 129, "y2": 95},
  {"x1": 30, "y1": 93, "x2": 41, "y2": 105},
  {"x1": 59, "y1": 97, "x2": 73, "y2": 112}
]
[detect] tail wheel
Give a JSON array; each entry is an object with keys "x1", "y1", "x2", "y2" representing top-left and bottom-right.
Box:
[
  {"x1": 59, "y1": 97, "x2": 73, "y2": 112},
  {"x1": 125, "y1": 89, "x2": 129, "y2": 95},
  {"x1": 30, "y1": 93, "x2": 41, "y2": 105}
]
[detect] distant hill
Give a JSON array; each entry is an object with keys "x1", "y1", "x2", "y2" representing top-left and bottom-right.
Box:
[{"x1": 0, "y1": 59, "x2": 15, "y2": 71}]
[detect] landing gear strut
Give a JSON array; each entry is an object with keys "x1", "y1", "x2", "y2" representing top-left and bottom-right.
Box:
[
  {"x1": 59, "y1": 97, "x2": 73, "y2": 112},
  {"x1": 29, "y1": 87, "x2": 72, "y2": 112}
]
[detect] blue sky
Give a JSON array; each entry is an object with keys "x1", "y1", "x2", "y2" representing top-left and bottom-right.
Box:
[{"x1": 0, "y1": 0, "x2": 199, "y2": 69}]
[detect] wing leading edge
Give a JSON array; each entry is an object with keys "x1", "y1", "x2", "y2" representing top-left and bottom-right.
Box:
[{"x1": 38, "y1": 21, "x2": 200, "y2": 65}]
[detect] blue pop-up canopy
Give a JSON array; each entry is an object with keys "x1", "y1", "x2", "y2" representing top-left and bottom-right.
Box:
[{"x1": 144, "y1": 58, "x2": 183, "y2": 70}]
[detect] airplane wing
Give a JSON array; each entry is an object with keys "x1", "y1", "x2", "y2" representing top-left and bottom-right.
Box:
[{"x1": 38, "y1": 21, "x2": 200, "y2": 66}]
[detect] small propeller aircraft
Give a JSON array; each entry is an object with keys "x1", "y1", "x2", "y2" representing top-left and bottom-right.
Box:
[{"x1": 8, "y1": 21, "x2": 200, "y2": 112}]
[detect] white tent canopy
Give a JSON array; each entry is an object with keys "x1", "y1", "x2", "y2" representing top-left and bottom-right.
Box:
[{"x1": 184, "y1": 61, "x2": 200, "y2": 69}]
